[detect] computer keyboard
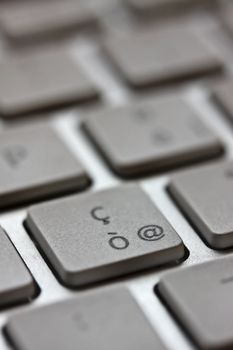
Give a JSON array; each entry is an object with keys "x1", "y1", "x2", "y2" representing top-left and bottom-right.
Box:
[{"x1": 0, "y1": 0, "x2": 233, "y2": 350}]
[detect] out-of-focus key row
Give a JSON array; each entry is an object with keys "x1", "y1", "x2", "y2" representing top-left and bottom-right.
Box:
[{"x1": 1, "y1": 9, "x2": 233, "y2": 118}]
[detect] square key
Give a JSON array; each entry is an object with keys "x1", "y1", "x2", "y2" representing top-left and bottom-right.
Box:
[
  {"x1": 158, "y1": 255, "x2": 233, "y2": 350},
  {"x1": 0, "y1": 124, "x2": 90, "y2": 208},
  {"x1": 0, "y1": 48, "x2": 99, "y2": 118},
  {"x1": 220, "y1": 3, "x2": 233, "y2": 39},
  {"x1": 0, "y1": 0, "x2": 98, "y2": 44},
  {"x1": 83, "y1": 97, "x2": 223, "y2": 177},
  {"x1": 6, "y1": 288, "x2": 168, "y2": 350},
  {"x1": 103, "y1": 27, "x2": 223, "y2": 89},
  {"x1": 26, "y1": 185, "x2": 184, "y2": 287},
  {"x1": 169, "y1": 161, "x2": 233, "y2": 249},
  {"x1": 0, "y1": 226, "x2": 36, "y2": 308}
]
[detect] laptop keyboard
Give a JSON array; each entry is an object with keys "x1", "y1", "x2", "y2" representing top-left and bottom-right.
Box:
[{"x1": 0, "y1": 0, "x2": 232, "y2": 350}]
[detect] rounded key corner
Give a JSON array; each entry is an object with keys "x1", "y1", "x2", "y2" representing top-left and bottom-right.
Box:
[{"x1": 205, "y1": 230, "x2": 233, "y2": 250}]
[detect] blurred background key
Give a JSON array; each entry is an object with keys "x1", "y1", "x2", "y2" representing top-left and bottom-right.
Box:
[
  {"x1": 6, "y1": 288, "x2": 168, "y2": 350},
  {"x1": 83, "y1": 97, "x2": 223, "y2": 177},
  {"x1": 0, "y1": 124, "x2": 90, "y2": 208},
  {"x1": 0, "y1": 48, "x2": 100, "y2": 118},
  {"x1": 212, "y1": 79, "x2": 233, "y2": 124},
  {"x1": 0, "y1": 0, "x2": 99, "y2": 45},
  {"x1": 125, "y1": 0, "x2": 216, "y2": 17},
  {"x1": 103, "y1": 27, "x2": 223, "y2": 90},
  {"x1": 0, "y1": 226, "x2": 36, "y2": 308}
]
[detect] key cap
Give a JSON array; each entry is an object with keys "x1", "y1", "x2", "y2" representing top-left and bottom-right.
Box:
[
  {"x1": 158, "y1": 255, "x2": 233, "y2": 350},
  {"x1": 169, "y1": 161, "x2": 233, "y2": 249},
  {"x1": 0, "y1": 0, "x2": 98, "y2": 44},
  {"x1": 6, "y1": 288, "x2": 168, "y2": 350},
  {"x1": 103, "y1": 27, "x2": 223, "y2": 89},
  {"x1": 26, "y1": 184, "x2": 184, "y2": 287},
  {"x1": 212, "y1": 79, "x2": 233, "y2": 124},
  {"x1": 83, "y1": 97, "x2": 223, "y2": 177},
  {"x1": 220, "y1": 3, "x2": 233, "y2": 39},
  {"x1": 0, "y1": 48, "x2": 99, "y2": 118},
  {"x1": 0, "y1": 226, "x2": 35, "y2": 307},
  {"x1": 0, "y1": 124, "x2": 90, "y2": 208},
  {"x1": 126, "y1": 0, "x2": 212, "y2": 17}
]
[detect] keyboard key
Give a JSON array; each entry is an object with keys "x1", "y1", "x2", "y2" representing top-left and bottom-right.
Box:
[
  {"x1": 0, "y1": 226, "x2": 35, "y2": 307},
  {"x1": 83, "y1": 97, "x2": 223, "y2": 177},
  {"x1": 158, "y1": 255, "x2": 233, "y2": 350},
  {"x1": 6, "y1": 288, "x2": 167, "y2": 350},
  {"x1": 212, "y1": 79, "x2": 233, "y2": 123},
  {"x1": 0, "y1": 48, "x2": 99, "y2": 118},
  {"x1": 26, "y1": 185, "x2": 184, "y2": 287},
  {"x1": 169, "y1": 161, "x2": 233, "y2": 249},
  {"x1": 103, "y1": 27, "x2": 223, "y2": 89},
  {"x1": 0, "y1": 124, "x2": 90, "y2": 208},
  {"x1": 220, "y1": 3, "x2": 233, "y2": 39},
  {"x1": 0, "y1": 0, "x2": 98, "y2": 44},
  {"x1": 126, "y1": 0, "x2": 212, "y2": 17}
]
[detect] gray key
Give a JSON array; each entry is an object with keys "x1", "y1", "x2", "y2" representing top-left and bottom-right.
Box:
[
  {"x1": 169, "y1": 161, "x2": 233, "y2": 249},
  {"x1": 26, "y1": 184, "x2": 184, "y2": 287},
  {"x1": 103, "y1": 27, "x2": 223, "y2": 89},
  {"x1": 126, "y1": 0, "x2": 213, "y2": 17},
  {"x1": 6, "y1": 288, "x2": 167, "y2": 350},
  {"x1": 220, "y1": 3, "x2": 233, "y2": 39},
  {"x1": 0, "y1": 124, "x2": 90, "y2": 208},
  {"x1": 158, "y1": 255, "x2": 233, "y2": 350},
  {"x1": 0, "y1": 48, "x2": 99, "y2": 118},
  {"x1": 0, "y1": 0, "x2": 98, "y2": 44},
  {"x1": 83, "y1": 97, "x2": 223, "y2": 177},
  {"x1": 213, "y1": 79, "x2": 233, "y2": 124},
  {"x1": 0, "y1": 226, "x2": 35, "y2": 307}
]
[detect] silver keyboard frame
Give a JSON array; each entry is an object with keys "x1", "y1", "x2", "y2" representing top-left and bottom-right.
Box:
[{"x1": 0, "y1": 1, "x2": 233, "y2": 349}]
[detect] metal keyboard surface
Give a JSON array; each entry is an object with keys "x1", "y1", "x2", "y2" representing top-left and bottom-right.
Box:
[{"x1": 0, "y1": 0, "x2": 233, "y2": 349}]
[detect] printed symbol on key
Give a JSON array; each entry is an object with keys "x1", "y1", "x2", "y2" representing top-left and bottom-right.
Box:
[
  {"x1": 108, "y1": 232, "x2": 129, "y2": 250},
  {"x1": 137, "y1": 225, "x2": 165, "y2": 241},
  {"x1": 90, "y1": 206, "x2": 110, "y2": 225},
  {"x1": 152, "y1": 130, "x2": 172, "y2": 145},
  {"x1": 133, "y1": 107, "x2": 151, "y2": 121},
  {"x1": 1, "y1": 145, "x2": 28, "y2": 168},
  {"x1": 225, "y1": 168, "x2": 233, "y2": 179}
]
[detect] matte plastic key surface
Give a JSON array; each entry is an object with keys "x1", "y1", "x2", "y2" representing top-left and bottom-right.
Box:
[
  {"x1": 213, "y1": 79, "x2": 233, "y2": 123},
  {"x1": 126, "y1": 0, "x2": 213, "y2": 16},
  {"x1": 83, "y1": 97, "x2": 223, "y2": 177},
  {"x1": 6, "y1": 288, "x2": 168, "y2": 350},
  {"x1": 0, "y1": 0, "x2": 98, "y2": 43},
  {"x1": 103, "y1": 27, "x2": 223, "y2": 89},
  {"x1": 0, "y1": 124, "x2": 90, "y2": 208},
  {"x1": 26, "y1": 185, "x2": 184, "y2": 287},
  {"x1": 0, "y1": 227, "x2": 35, "y2": 307},
  {"x1": 220, "y1": 3, "x2": 233, "y2": 39},
  {"x1": 169, "y1": 161, "x2": 233, "y2": 249},
  {"x1": 0, "y1": 48, "x2": 99, "y2": 118},
  {"x1": 158, "y1": 255, "x2": 233, "y2": 350}
]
